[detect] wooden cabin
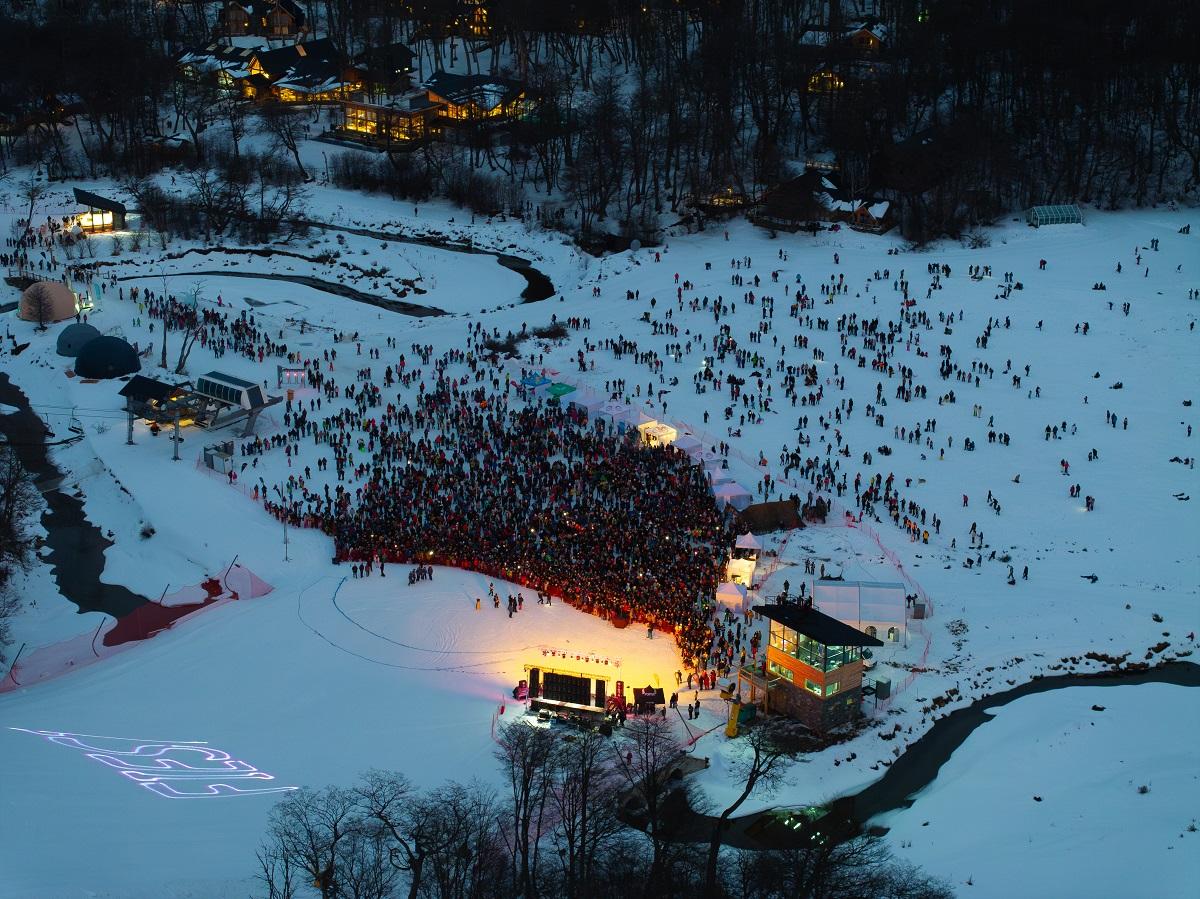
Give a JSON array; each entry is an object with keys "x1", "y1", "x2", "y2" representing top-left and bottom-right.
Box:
[
  {"x1": 844, "y1": 20, "x2": 888, "y2": 56},
  {"x1": 217, "y1": 0, "x2": 253, "y2": 36},
  {"x1": 340, "y1": 92, "x2": 443, "y2": 146},
  {"x1": 73, "y1": 188, "x2": 126, "y2": 232},
  {"x1": 353, "y1": 42, "x2": 416, "y2": 97},
  {"x1": 216, "y1": 0, "x2": 305, "y2": 38},
  {"x1": 738, "y1": 603, "x2": 882, "y2": 732},
  {"x1": 849, "y1": 199, "x2": 893, "y2": 233},
  {"x1": 424, "y1": 72, "x2": 532, "y2": 124},
  {"x1": 245, "y1": 39, "x2": 360, "y2": 102}
]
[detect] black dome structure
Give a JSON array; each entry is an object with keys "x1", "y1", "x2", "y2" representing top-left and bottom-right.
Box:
[
  {"x1": 74, "y1": 335, "x2": 141, "y2": 379},
  {"x1": 56, "y1": 322, "x2": 102, "y2": 357}
]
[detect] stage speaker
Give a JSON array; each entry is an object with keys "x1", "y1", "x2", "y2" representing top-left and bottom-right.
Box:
[
  {"x1": 594, "y1": 680, "x2": 605, "y2": 708},
  {"x1": 529, "y1": 668, "x2": 540, "y2": 698}
]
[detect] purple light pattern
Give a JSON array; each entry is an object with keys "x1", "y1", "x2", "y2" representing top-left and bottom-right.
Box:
[{"x1": 11, "y1": 728, "x2": 298, "y2": 799}]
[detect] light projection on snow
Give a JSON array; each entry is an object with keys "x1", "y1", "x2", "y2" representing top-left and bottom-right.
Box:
[{"x1": 11, "y1": 728, "x2": 298, "y2": 799}]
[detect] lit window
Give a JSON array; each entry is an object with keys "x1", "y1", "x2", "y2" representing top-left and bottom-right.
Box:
[
  {"x1": 804, "y1": 679, "x2": 822, "y2": 696},
  {"x1": 768, "y1": 660, "x2": 793, "y2": 682},
  {"x1": 825, "y1": 681, "x2": 840, "y2": 697}
]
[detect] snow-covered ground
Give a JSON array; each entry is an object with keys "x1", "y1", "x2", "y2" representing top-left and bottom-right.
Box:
[
  {"x1": 1, "y1": 169, "x2": 1197, "y2": 896},
  {"x1": 0, "y1": 568, "x2": 683, "y2": 898},
  {"x1": 877, "y1": 684, "x2": 1200, "y2": 897}
]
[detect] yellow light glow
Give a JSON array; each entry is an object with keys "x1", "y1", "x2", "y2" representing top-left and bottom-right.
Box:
[{"x1": 77, "y1": 211, "x2": 113, "y2": 231}]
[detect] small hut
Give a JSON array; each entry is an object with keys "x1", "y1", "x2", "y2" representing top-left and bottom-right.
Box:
[
  {"x1": 119, "y1": 374, "x2": 191, "y2": 420},
  {"x1": 73, "y1": 188, "x2": 127, "y2": 232},
  {"x1": 1026, "y1": 205, "x2": 1083, "y2": 227}
]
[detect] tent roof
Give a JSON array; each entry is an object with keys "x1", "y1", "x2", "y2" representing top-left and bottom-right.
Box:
[
  {"x1": 713, "y1": 482, "x2": 750, "y2": 495},
  {"x1": 735, "y1": 532, "x2": 763, "y2": 550},
  {"x1": 755, "y1": 603, "x2": 884, "y2": 647}
]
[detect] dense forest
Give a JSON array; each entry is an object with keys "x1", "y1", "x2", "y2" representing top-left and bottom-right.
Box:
[{"x1": 0, "y1": 0, "x2": 1196, "y2": 240}]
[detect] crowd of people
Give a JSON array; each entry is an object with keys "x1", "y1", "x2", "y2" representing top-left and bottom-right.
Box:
[{"x1": 256, "y1": 362, "x2": 735, "y2": 666}]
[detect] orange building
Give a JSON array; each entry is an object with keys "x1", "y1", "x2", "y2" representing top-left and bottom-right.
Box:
[{"x1": 739, "y1": 603, "x2": 882, "y2": 732}]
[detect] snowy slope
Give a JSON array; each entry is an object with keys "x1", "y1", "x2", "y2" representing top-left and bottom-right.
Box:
[
  {"x1": 0, "y1": 569, "x2": 681, "y2": 898},
  {"x1": 876, "y1": 684, "x2": 1200, "y2": 897},
  {"x1": 1, "y1": 171, "x2": 1197, "y2": 896}
]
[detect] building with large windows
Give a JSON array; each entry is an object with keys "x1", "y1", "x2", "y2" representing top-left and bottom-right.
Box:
[
  {"x1": 738, "y1": 602, "x2": 882, "y2": 732},
  {"x1": 340, "y1": 92, "x2": 443, "y2": 147}
]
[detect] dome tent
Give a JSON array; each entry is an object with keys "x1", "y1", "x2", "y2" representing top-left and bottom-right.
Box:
[
  {"x1": 74, "y1": 336, "x2": 140, "y2": 379},
  {"x1": 19, "y1": 281, "x2": 78, "y2": 325},
  {"x1": 56, "y1": 322, "x2": 101, "y2": 357}
]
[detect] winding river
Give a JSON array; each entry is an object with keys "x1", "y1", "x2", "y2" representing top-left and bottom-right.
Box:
[{"x1": 0, "y1": 374, "x2": 147, "y2": 619}]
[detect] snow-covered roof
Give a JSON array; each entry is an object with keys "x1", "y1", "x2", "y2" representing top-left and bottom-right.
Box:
[
  {"x1": 424, "y1": 71, "x2": 525, "y2": 112},
  {"x1": 178, "y1": 42, "x2": 261, "y2": 73},
  {"x1": 816, "y1": 191, "x2": 858, "y2": 214},
  {"x1": 846, "y1": 20, "x2": 889, "y2": 43},
  {"x1": 275, "y1": 75, "x2": 348, "y2": 95}
]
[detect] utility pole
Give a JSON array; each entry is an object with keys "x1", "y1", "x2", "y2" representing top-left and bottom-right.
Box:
[
  {"x1": 273, "y1": 486, "x2": 290, "y2": 562},
  {"x1": 172, "y1": 409, "x2": 180, "y2": 461},
  {"x1": 126, "y1": 408, "x2": 134, "y2": 445}
]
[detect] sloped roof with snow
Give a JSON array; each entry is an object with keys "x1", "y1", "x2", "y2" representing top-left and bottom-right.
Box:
[{"x1": 424, "y1": 72, "x2": 526, "y2": 112}]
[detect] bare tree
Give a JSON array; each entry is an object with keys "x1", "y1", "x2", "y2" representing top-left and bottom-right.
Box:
[
  {"x1": 171, "y1": 77, "x2": 219, "y2": 163},
  {"x1": 266, "y1": 785, "x2": 361, "y2": 899},
  {"x1": 224, "y1": 98, "x2": 249, "y2": 158},
  {"x1": 124, "y1": 180, "x2": 175, "y2": 250},
  {"x1": 183, "y1": 166, "x2": 247, "y2": 243},
  {"x1": 255, "y1": 840, "x2": 298, "y2": 899},
  {"x1": 19, "y1": 177, "x2": 44, "y2": 229},
  {"x1": 493, "y1": 720, "x2": 556, "y2": 898},
  {"x1": 258, "y1": 101, "x2": 311, "y2": 181},
  {"x1": 173, "y1": 282, "x2": 206, "y2": 375},
  {"x1": 157, "y1": 266, "x2": 171, "y2": 370},
  {"x1": 354, "y1": 769, "x2": 449, "y2": 899},
  {"x1": 615, "y1": 714, "x2": 686, "y2": 889},
  {"x1": 336, "y1": 826, "x2": 399, "y2": 899},
  {"x1": 0, "y1": 446, "x2": 37, "y2": 662},
  {"x1": 22, "y1": 282, "x2": 55, "y2": 331},
  {"x1": 702, "y1": 717, "x2": 808, "y2": 897},
  {"x1": 421, "y1": 780, "x2": 507, "y2": 899},
  {"x1": 548, "y1": 729, "x2": 625, "y2": 899},
  {"x1": 732, "y1": 836, "x2": 954, "y2": 899}
]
